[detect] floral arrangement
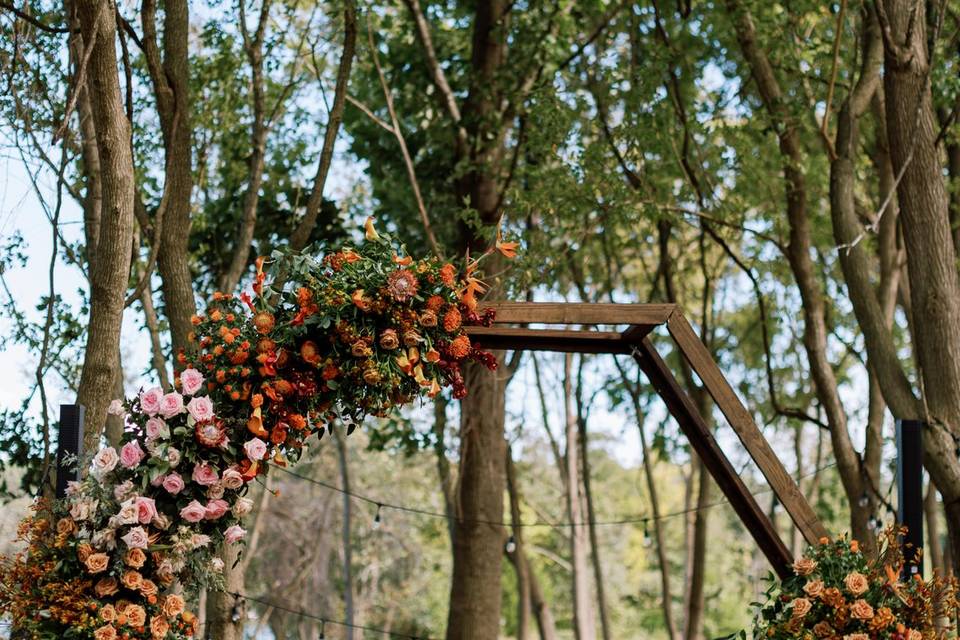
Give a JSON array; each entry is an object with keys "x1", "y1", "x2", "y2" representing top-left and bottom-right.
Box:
[
  {"x1": 748, "y1": 529, "x2": 958, "y2": 640},
  {"x1": 0, "y1": 219, "x2": 511, "y2": 640}
]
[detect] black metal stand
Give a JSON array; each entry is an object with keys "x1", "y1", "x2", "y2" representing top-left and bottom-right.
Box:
[
  {"x1": 55, "y1": 404, "x2": 85, "y2": 499},
  {"x1": 896, "y1": 419, "x2": 923, "y2": 578}
]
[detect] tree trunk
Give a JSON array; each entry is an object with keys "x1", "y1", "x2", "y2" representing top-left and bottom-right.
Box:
[
  {"x1": 505, "y1": 444, "x2": 531, "y2": 640},
  {"x1": 74, "y1": 0, "x2": 135, "y2": 454},
  {"x1": 882, "y1": 0, "x2": 960, "y2": 574},
  {"x1": 684, "y1": 459, "x2": 710, "y2": 640},
  {"x1": 925, "y1": 481, "x2": 946, "y2": 575},
  {"x1": 563, "y1": 354, "x2": 595, "y2": 640},
  {"x1": 334, "y1": 427, "x2": 355, "y2": 639}
]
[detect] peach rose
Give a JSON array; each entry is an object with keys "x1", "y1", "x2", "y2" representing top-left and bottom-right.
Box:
[
  {"x1": 803, "y1": 579, "x2": 824, "y2": 598},
  {"x1": 150, "y1": 616, "x2": 170, "y2": 639},
  {"x1": 121, "y1": 570, "x2": 142, "y2": 590},
  {"x1": 124, "y1": 548, "x2": 146, "y2": 568},
  {"x1": 793, "y1": 557, "x2": 817, "y2": 576},
  {"x1": 56, "y1": 517, "x2": 77, "y2": 536},
  {"x1": 811, "y1": 621, "x2": 834, "y2": 637},
  {"x1": 139, "y1": 579, "x2": 158, "y2": 597},
  {"x1": 93, "y1": 624, "x2": 117, "y2": 640},
  {"x1": 379, "y1": 329, "x2": 399, "y2": 350},
  {"x1": 906, "y1": 630, "x2": 922, "y2": 640},
  {"x1": 125, "y1": 604, "x2": 146, "y2": 628},
  {"x1": 844, "y1": 571, "x2": 869, "y2": 596},
  {"x1": 850, "y1": 599, "x2": 874, "y2": 620},
  {"x1": 100, "y1": 604, "x2": 117, "y2": 622},
  {"x1": 162, "y1": 594, "x2": 185, "y2": 617},
  {"x1": 95, "y1": 577, "x2": 119, "y2": 597},
  {"x1": 845, "y1": 635, "x2": 868, "y2": 640},
  {"x1": 791, "y1": 597, "x2": 812, "y2": 618},
  {"x1": 85, "y1": 552, "x2": 110, "y2": 574}
]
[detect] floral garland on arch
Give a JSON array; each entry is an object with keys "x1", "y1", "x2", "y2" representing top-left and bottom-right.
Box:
[{"x1": 0, "y1": 219, "x2": 512, "y2": 640}]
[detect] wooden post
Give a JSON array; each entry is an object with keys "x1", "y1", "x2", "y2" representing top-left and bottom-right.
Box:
[
  {"x1": 56, "y1": 404, "x2": 85, "y2": 499},
  {"x1": 896, "y1": 419, "x2": 923, "y2": 577}
]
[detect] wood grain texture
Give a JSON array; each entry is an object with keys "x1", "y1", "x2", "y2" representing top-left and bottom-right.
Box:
[
  {"x1": 666, "y1": 310, "x2": 828, "y2": 544},
  {"x1": 464, "y1": 326, "x2": 634, "y2": 354},
  {"x1": 478, "y1": 302, "x2": 676, "y2": 325}
]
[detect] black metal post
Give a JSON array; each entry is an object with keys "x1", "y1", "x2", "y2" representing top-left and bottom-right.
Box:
[
  {"x1": 55, "y1": 404, "x2": 85, "y2": 499},
  {"x1": 896, "y1": 419, "x2": 924, "y2": 578}
]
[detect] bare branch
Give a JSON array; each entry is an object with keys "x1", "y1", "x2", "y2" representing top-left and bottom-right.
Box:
[{"x1": 0, "y1": 1, "x2": 70, "y2": 33}]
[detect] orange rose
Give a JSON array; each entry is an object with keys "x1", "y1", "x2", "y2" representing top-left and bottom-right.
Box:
[
  {"x1": 791, "y1": 597, "x2": 812, "y2": 618},
  {"x1": 56, "y1": 517, "x2": 77, "y2": 536},
  {"x1": 811, "y1": 621, "x2": 834, "y2": 637},
  {"x1": 162, "y1": 594, "x2": 185, "y2": 618},
  {"x1": 125, "y1": 604, "x2": 146, "y2": 628},
  {"x1": 121, "y1": 570, "x2": 143, "y2": 590},
  {"x1": 845, "y1": 635, "x2": 868, "y2": 640},
  {"x1": 850, "y1": 539, "x2": 860, "y2": 553},
  {"x1": 100, "y1": 604, "x2": 117, "y2": 623},
  {"x1": 124, "y1": 548, "x2": 146, "y2": 568},
  {"x1": 803, "y1": 579, "x2": 824, "y2": 598},
  {"x1": 906, "y1": 630, "x2": 922, "y2": 640},
  {"x1": 849, "y1": 599, "x2": 874, "y2": 620},
  {"x1": 820, "y1": 587, "x2": 845, "y2": 608},
  {"x1": 419, "y1": 310, "x2": 438, "y2": 328},
  {"x1": 379, "y1": 329, "x2": 400, "y2": 350},
  {"x1": 844, "y1": 571, "x2": 869, "y2": 596},
  {"x1": 77, "y1": 542, "x2": 94, "y2": 563},
  {"x1": 439, "y1": 263, "x2": 457, "y2": 288},
  {"x1": 85, "y1": 552, "x2": 110, "y2": 574},
  {"x1": 139, "y1": 579, "x2": 158, "y2": 597},
  {"x1": 792, "y1": 557, "x2": 817, "y2": 576},
  {"x1": 95, "y1": 577, "x2": 119, "y2": 597},
  {"x1": 363, "y1": 368, "x2": 382, "y2": 385},
  {"x1": 150, "y1": 616, "x2": 170, "y2": 639},
  {"x1": 93, "y1": 624, "x2": 117, "y2": 640}
]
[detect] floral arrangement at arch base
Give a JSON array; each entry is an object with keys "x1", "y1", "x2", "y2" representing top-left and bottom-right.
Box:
[
  {"x1": 0, "y1": 219, "x2": 513, "y2": 640},
  {"x1": 741, "y1": 528, "x2": 958, "y2": 640}
]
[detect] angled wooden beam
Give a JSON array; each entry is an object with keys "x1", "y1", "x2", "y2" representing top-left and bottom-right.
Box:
[
  {"x1": 479, "y1": 302, "x2": 676, "y2": 326},
  {"x1": 631, "y1": 338, "x2": 793, "y2": 578},
  {"x1": 665, "y1": 310, "x2": 828, "y2": 545},
  {"x1": 464, "y1": 327, "x2": 632, "y2": 354}
]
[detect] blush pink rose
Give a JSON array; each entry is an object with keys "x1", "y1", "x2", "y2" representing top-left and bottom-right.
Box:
[
  {"x1": 243, "y1": 438, "x2": 267, "y2": 461},
  {"x1": 121, "y1": 526, "x2": 149, "y2": 549},
  {"x1": 139, "y1": 387, "x2": 164, "y2": 416},
  {"x1": 192, "y1": 463, "x2": 219, "y2": 487},
  {"x1": 203, "y1": 499, "x2": 230, "y2": 520},
  {"x1": 221, "y1": 468, "x2": 244, "y2": 490},
  {"x1": 145, "y1": 417, "x2": 168, "y2": 440},
  {"x1": 180, "y1": 368, "x2": 204, "y2": 396},
  {"x1": 107, "y1": 399, "x2": 125, "y2": 416},
  {"x1": 91, "y1": 447, "x2": 119, "y2": 477},
  {"x1": 162, "y1": 473, "x2": 185, "y2": 495},
  {"x1": 179, "y1": 500, "x2": 207, "y2": 523},
  {"x1": 158, "y1": 392, "x2": 185, "y2": 418},
  {"x1": 134, "y1": 497, "x2": 158, "y2": 524},
  {"x1": 119, "y1": 441, "x2": 145, "y2": 469},
  {"x1": 224, "y1": 525, "x2": 246, "y2": 544},
  {"x1": 186, "y1": 396, "x2": 215, "y2": 422}
]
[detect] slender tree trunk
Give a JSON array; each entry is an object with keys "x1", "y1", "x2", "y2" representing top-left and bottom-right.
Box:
[
  {"x1": 925, "y1": 481, "x2": 946, "y2": 575},
  {"x1": 434, "y1": 396, "x2": 457, "y2": 544},
  {"x1": 684, "y1": 459, "x2": 711, "y2": 640},
  {"x1": 506, "y1": 445, "x2": 531, "y2": 640},
  {"x1": 563, "y1": 354, "x2": 595, "y2": 640},
  {"x1": 74, "y1": 0, "x2": 135, "y2": 454},
  {"x1": 334, "y1": 428, "x2": 355, "y2": 639}
]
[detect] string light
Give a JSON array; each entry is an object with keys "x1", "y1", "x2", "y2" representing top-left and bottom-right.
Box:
[
  {"x1": 272, "y1": 461, "x2": 839, "y2": 530},
  {"x1": 858, "y1": 492, "x2": 869, "y2": 508},
  {"x1": 505, "y1": 535, "x2": 517, "y2": 554},
  {"x1": 642, "y1": 521, "x2": 653, "y2": 548}
]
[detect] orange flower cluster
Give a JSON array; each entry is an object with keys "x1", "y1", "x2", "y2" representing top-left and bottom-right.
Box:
[{"x1": 751, "y1": 528, "x2": 957, "y2": 640}]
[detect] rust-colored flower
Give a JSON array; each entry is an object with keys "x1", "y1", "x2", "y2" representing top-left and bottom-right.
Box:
[
  {"x1": 844, "y1": 571, "x2": 869, "y2": 596},
  {"x1": 95, "y1": 577, "x2": 119, "y2": 597},
  {"x1": 447, "y1": 335, "x2": 471, "y2": 359},
  {"x1": 195, "y1": 419, "x2": 227, "y2": 448},
  {"x1": 425, "y1": 348, "x2": 441, "y2": 363},
  {"x1": 300, "y1": 340, "x2": 322, "y2": 365},
  {"x1": 820, "y1": 587, "x2": 845, "y2": 608},
  {"x1": 849, "y1": 599, "x2": 874, "y2": 620},
  {"x1": 252, "y1": 311, "x2": 276, "y2": 334},
  {"x1": 77, "y1": 542, "x2": 93, "y2": 563},
  {"x1": 386, "y1": 269, "x2": 419, "y2": 302},
  {"x1": 791, "y1": 597, "x2": 812, "y2": 618},
  {"x1": 403, "y1": 329, "x2": 422, "y2": 347},
  {"x1": 443, "y1": 307, "x2": 462, "y2": 332},
  {"x1": 793, "y1": 556, "x2": 817, "y2": 576},
  {"x1": 803, "y1": 579, "x2": 824, "y2": 598},
  {"x1": 425, "y1": 295, "x2": 445, "y2": 311},
  {"x1": 56, "y1": 517, "x2": 77, "y2": 536},
  {"x1": 419, "y1": 310, "x2": 438, "y2": 327},
  {"x1": 868, "y1": 606, "x2": 894, "y2": 631},
  {"x1": 850, "y1": 539, "x2": 860, "y2": 553},
  {"x1": 162, "y1": 594, "x2": 185, "y2": 618},
  {"x1": 439, "y1": 263, "x2": 457, "y2": 288},
  {"x1": 363, "y1": 368, "x2": 382, "y2": 385},
  {"x1": 124, "y1": 548, "x2": 146, "y2": 568},
  {"x1": 811, "y1": 621, "x2": 834, "y2": 638},
  {"x1": 351, "y1": 340, "x2": 373, "y2": 358},
  {"x1": 352, "y1": 289, "x2": 372, "y2": 312},
  {"x1": 379, "y1": 329, "x2": 400, "y2": 350},
  {"x1": 84, "y1": 552, "x2": 110, "y2": 574}
]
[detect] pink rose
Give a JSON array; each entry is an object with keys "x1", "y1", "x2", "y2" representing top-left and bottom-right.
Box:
[
  {"x1": 145, "y1": 417, "x2": 168, "y2": 440},
  {"x1": 121, "y1": 525, "x2": 149, "y2": 549},
  {"x1": 186, "y1": 396, "x2": 215, "y2": 422},
  {"x1": 119, "y1": 441, "x2": 145, "y2": 469},
  {"x1": 243, "y1": 437, "x2": 267, "y2": 461},
  {"x1": 224, "y1": 525, "x2": 246, "y2": 544},
  {"x1": 221, "y1": 468, "x2": 244, "y2": 490},
  {"x1": 180, "y1": 368, "x2": 204, "y2": 396},
  {"x1": 192, "y1": 463, "x2": 219, "y2": 487},
  {"x1": 233, "y1": 497, "x2": 254, "y2": 517},
  {"x1": 134, "y1": 497, "x2": 158, "y2": 524},
  {"x1": 204, "y1": 499, "x2": 230, "y2": 520},
  {"x1": 158, "y1": 392, "x2": 184, "y2": 418},
  {"x1": 92, "y1": 447, "x2": 119, "y2": 477},
  {"x1": 107, "y1": 399, "x2": 125, "y2": 416},
  {"x1": 162, "y1": 473, "x2": 185, "y2": 495},
  {"x1": 179, "y1": 500, "x2": 207, "y2": 523},
  {"x1": 139, "y1": 387, "x2": 164, "y2": 416}
]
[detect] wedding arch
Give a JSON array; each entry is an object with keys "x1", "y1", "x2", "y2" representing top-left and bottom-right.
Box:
[{"x1": 0, "y1": 221, "x2": 824, "y2": 640}]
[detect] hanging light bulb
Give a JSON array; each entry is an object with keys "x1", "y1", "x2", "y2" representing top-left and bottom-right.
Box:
[
  {"x1": 643, "y1": 521, "x2": 653, "y2": 548},
  {"x1": 505, "y1": 535, "x2": 517, "y2": 554},
  {"x1": 858, "y1": 492, "x2": 869, "y2": 508},
  {"x1": 372, "y1": 504, "x2": 382, "y2": 530}
]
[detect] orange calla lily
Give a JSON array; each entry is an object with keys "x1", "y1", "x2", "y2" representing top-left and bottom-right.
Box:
[
  {"x1": 425, "y1": 348, "x2": 441, "y2": 363},
  {"x1": 365, "y1": 216, "x2": 380, "y2": 241},
  {"x1": 393, "y1": 254, "x2": 413, "y2": 266},
  {"x1": 413, "y1": 364, "x2": 430, "y2": 386},
  {"x1": 407, "y1": 347, "x2": 420, "y2": 365},
  {"x1": 427, "y1": 378, "x2": 442, "y2": 397},
  {"x1": 495, "y1": 217, "x2": 519, "y2": 258},
  {"x1": 247, "y1": 407, "x2": 268, "y2": 437},
  {"x1": 396, "y1": 353, "x2": 413, "y2": 374}
]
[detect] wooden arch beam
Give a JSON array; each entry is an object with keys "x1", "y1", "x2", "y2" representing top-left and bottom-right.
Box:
[{"x1": 468, "y1": 302, "x2": 828, "y2": 578}]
